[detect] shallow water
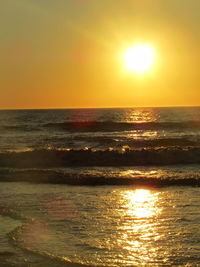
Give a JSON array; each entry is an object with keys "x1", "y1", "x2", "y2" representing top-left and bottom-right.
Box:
[{"x1": 0, "y1": 182, "x2": 200, "y2": 266}]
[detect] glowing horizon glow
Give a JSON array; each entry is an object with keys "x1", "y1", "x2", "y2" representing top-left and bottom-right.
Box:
[{"x1": 124, "y1": 44, "x2": 155, "y2": 74}]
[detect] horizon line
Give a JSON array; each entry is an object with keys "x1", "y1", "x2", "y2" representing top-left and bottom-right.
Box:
[{"x1": 0, "y1": 105, "x2": 200, "y2": 111}]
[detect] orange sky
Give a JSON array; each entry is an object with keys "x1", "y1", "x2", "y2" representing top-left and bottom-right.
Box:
[{"x1": 0, "y1": 0, "x2": 199, "y2": 109}]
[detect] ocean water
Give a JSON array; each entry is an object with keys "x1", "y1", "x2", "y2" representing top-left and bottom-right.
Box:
[{"x1": 0, "y1": 107, "x2": 200, "y2": 266}]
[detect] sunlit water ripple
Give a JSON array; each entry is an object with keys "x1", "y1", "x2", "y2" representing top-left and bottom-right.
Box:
[
  {"x1": 0, "y1": 107, "x2": 200, "y2": 266},
  {"x1": 0, "y1": 183, "x2": 200, "y2": 266}
]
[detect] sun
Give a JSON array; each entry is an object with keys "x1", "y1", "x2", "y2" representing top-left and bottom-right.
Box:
[{"x1": 124, "y1": 44, "x2": 155, "y2": 74}]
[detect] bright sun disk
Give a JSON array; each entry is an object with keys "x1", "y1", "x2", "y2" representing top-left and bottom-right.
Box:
[{"x1": 124, "y1": 44, "x2": 155, "y2": 74}]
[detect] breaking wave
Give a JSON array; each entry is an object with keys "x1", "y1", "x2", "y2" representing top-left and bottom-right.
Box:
[{"x1": 0, "y1": 147, "x2": 200, "y2": 168}]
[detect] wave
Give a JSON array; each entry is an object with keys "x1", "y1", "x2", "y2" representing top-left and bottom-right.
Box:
[
  {"x1": 43, "y1": 121, "x2": 200, "y2": 132},
  {"x1": 0, "y1": 168, "x2": 200, "y2": 187},
  {"x1": 2, "y1": 120, "x2": 200, "y2": 134},
  {"x1": 0, "y1": 147, "x2": 200, "y2": 168},
  {"x1": 90, "y1": 137, "x2": 200, "y2": 148},
  {"x1": 25, "y1": 137, "x2": 200, "y2": 152},
  {"x1": 0, "y1": 205, "x2": 73, "y2": 267},
  {"x1": 2, "y1": 125, "x2": 37, "y2": 132}
]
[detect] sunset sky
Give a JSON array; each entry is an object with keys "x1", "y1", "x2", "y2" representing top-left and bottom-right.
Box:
[{"x1": 1, "y1": 0, "x2": 199, "y2": 109}]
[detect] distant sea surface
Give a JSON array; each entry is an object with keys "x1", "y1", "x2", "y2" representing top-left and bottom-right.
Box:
[{"x1": 0, "y1": 107, "x2": 200, "y2": 266}]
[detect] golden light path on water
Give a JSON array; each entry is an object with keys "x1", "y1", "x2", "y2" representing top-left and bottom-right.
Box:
[
  {"x1": 123, "y1": 189, "x2": 159, "y2": 218},
  {"x1": 123, "y1": 108, "x2": 159, "y2": 143},
  {"x1": 113, "y1": 188, "x2": 163, "y2": 266},
  {"x1": 11, "y1": 180, "x2": 198, "y2": 266}
]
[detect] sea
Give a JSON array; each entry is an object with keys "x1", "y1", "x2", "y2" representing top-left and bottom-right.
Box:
[{"x1": 0, "y1": 107, "x2": 200, "y2": 266}]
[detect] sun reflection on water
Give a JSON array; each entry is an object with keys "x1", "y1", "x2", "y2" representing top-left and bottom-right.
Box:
[
  {"x1": 115, "y1": 188, "x2": 162, "y2": 265},
  {"x1": 123, "y1": 189, "x2": 159, "y2": 218},
  {"x1": 124, "y1": 108, "x2": 157, "y2": 123}
]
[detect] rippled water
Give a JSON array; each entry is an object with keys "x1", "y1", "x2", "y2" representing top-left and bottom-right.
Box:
[
  {"x1": 0, "y1": 183, "x2": 200, "y2": 266},
  {"x1": 0, "y1": 107, "x2": 200, "y2": 152},
  {"x1": 0, "y1": 107, "x2": 200, "y2": 266}
]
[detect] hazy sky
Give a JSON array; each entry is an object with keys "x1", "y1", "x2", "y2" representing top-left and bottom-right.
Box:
[{"x1": 1, "y1": 0, "x2": 199, "y2": 109}]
